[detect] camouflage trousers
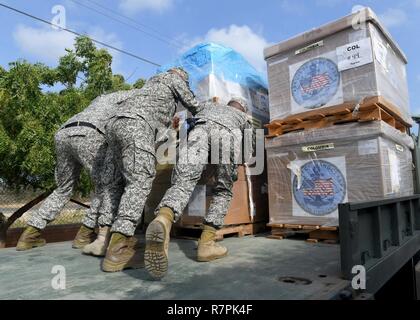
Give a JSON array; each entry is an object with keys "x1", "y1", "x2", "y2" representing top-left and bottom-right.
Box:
[
  {"x1": 158, "y1": 121, "x2": 238, "y2": 228},
  {"x1": 28, "y1": 126, "x2": 119, "y2": 230},
  {"x1": 106, "y1": 116, "x2": 156, "y2": 236}
]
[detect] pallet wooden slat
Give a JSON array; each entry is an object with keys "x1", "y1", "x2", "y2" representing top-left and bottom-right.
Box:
[
  {"x1": 268, "y1": 223, "x2": 339, "y2": 244},
  {"x1": 266, "y1": 96, "x2": 410, "y2": 138},
  {"x1": 173, "y1": 222, "x2": 267, "y2": 240}
]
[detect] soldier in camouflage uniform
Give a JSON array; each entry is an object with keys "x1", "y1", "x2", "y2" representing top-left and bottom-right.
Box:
[
  {"x1": 101, "y1": 68, "x2": 204, "y2": 273},
  {"x1": 16, "y1": 90, "x2": 139, "y2": 253},
  {"x1": 145, "y1": 97, "x2": 253, "y2": 279}
]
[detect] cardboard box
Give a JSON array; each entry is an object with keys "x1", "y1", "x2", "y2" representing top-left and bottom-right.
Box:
[
  {"x1": 265, "y1": 121, "x2": 414, "y2": 226},
  {"x1": 144, "y1": 166, "x2": 268, "y2": 226},
  {"x1": 264, "y1": 7, "x2": 410, "y2": 124}
]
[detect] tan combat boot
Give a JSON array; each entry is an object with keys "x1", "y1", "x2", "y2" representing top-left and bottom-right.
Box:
[
  {"x1": 72, "y1": 225, "x2": 96, "y2": 249},
  {"x1": 197, "y1": 225, "x2": 228, "y2": 262},
  {"x1": 82, "y1": 226, "x2": 111, "y2": 257},
  {"x1": 144, "y1": 207, "x2": 174, "y2": 279},
  {"x1": 16, "y1": 226, "x2": 46, "y2": 251},
  {"x1": 102, "y1": 232, "x2": 144, "y2": 272}
]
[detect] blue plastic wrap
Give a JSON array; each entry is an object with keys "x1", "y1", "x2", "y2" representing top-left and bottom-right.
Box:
[
  {"x1": 158, "y1": 42, "x2": 270, "y2": 124},
  {"x1": 158, "y1": 42, "x2": 268, "y2": 91}
]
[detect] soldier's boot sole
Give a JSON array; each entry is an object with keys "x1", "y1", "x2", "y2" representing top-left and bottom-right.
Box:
[
  {"x1": 101, "y1": 250, "x2": 144, "y2": 272},
  {"x1": 197, "y1": 251, "x2": 228, "y2": 263},
  {"x1": 16, "y1": 239, "x2": 46, "y2": 251},
  {"x1": 144, "y1": 220, "x2": 168, "y2": 279}
]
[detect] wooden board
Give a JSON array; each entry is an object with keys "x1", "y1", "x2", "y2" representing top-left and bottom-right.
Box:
[
  {"x1": 268, "y1": 222, "x2": 338, "y2": 231},
  {"x1": 173, "y1": 222, "x2": 267, "y2": 240},
  {"x1": 4, "y1": 224, "x2": 82, "y2": 248},
  {"x1": 268, "y1": 223, "x2": 339, "y2": 244},
  {"x1": 266, "y1": 96, "x2": 410, "y2": 138}
]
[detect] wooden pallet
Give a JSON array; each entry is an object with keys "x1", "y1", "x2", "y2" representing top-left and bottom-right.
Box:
[
  {"x1": 173, "y1": 222, "x2": 267, "y2": 240},
  {"x1": 267, "y1": 223, "x2": 339, "y2": 244},
  {"x1": 266, "y1": 96, "x2": 411, "y2": 138},
  {"x1": 4, "y1": 224, "x2": 82, "y2": 248}
]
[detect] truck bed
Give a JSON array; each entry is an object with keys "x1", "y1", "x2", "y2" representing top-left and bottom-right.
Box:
[{"x1": 0, "y1": 236, "x2": 349, "y2": 300}]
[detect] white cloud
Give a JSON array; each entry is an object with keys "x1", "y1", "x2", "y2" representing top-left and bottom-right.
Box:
[
  {"x1": 13, "y1": 24, "x2": 123, "y2": 72},
  {"x1": 13, "y1": 25, "x2": 75, "y2": 64},
  {"x1": 119, "y1": 0, "x2": 173, "y2": 14},
  {"x1": 379, "y1": 8, "x2": 407, "y2": 28},
  {"x1": 182, "y1": 25, "x2": 272, "y2": 72}
]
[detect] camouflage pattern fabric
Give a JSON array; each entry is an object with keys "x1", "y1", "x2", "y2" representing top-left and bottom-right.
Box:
[
  {"x1": 105, "y1": 116, "x2": 156, "y2": 236},
  {"x1": 105, "y1": 69, "x2": 204, "y2": 236},
  {"x1": 27, "y1": 127, "x2": 112, "y2": 229},
  {"x1": 28, "y1": 91, "x2": 138, "y2": 230},
  {"x1": 61, "y1": 90, "x2": 142, "y2": 133},
  {"x1": 158, "y1": 102, "x2": 253, "y2": 228},
  {"x1": 109, "y1": 70, "x2": 204, "y2": 132}
]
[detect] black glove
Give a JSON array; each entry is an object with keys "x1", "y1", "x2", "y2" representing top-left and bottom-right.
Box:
[{"x1": 186, "y1": 118, "x2": 198, "y2": 135}]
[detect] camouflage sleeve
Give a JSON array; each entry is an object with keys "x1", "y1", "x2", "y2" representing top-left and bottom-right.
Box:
[
  {"x1": 171, "y1": 77, "x2": 204, "y2": 116},
  {"x1": 243, "y1": 117, "x2": 255, "y2": 164}
]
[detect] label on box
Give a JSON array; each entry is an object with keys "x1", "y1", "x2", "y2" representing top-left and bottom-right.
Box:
[
  {"x1": 358, "y1": 139, "x2": 378, "y2": 156},
  {"x1": 291, "y1": 157, "x2": 347, "y2": 218},
  {"x1": 302, "y1": 143, "x2": 335, "y2": 153},
  {"x1": 295, "y1": 40, "x2": 324, "y2": 55},
  {"x1": 336, "y1": 38, "x2": 373, "y2": 71},
  {"x1": 187, "y1": 185, "x2": 206, "y2": 217},
  {"x1": 289, "y1": 51, "x2": 343, "y2": 111}
]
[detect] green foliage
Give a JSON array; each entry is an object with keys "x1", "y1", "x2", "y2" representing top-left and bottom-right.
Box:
[
  {"x1": 0, "y1": 36, "x2": 147, "y2": 195},
  {"x1": 133, "y1": 78, "x2": 146, "y2": 89}
]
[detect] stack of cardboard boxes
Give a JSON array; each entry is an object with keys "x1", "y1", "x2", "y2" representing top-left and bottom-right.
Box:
[
  {"x1": 264, "y1": 7, "x2": 414, "y2": 227},
  {"x1": 144, "y1": 165, "x2": 268, "y2": 227},
  {"x1": 144, "y1": 43, "x2": 270, "y2": 232}
]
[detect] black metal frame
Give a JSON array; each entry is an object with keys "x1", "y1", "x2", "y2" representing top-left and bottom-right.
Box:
[{"x1": 339, "y1": 195, "x2": 420, "y2": 295}]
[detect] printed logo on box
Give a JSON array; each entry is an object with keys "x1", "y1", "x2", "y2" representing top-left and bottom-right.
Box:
[
  {"x1": 302, "y1": 143, "x2": 335, "y2": 153},
  {"x1": 293, "y1": 160, "x2": 347, "y2": 216},
  {"x1": 291, "y1": 58, "x2": 341, "y2": 109}
]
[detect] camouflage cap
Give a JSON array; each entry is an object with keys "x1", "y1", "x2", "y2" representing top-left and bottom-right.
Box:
[
  {"x1": 168, "y1": 67, "x2": 189, "y2": 82},
  {"x1": 228, "y1": 97, "x2": 249, "y2": 113}
]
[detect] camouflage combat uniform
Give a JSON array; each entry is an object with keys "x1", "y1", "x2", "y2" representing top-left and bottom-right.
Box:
[
  {"x1": 158, "y1": 101, "x2": 254, "y2": 228},
  {"x1": 28, "y1": 90, "x2": 140, "y2": 230},
  {"x1": 106, "y1": 70, "x2": 203, "y2": 236}
]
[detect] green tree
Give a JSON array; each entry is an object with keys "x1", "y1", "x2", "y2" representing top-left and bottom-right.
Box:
[
  {"x1": 133, "y1": 78, "x2": 146, "y2": 89},
  {"x1": 0, "y1": 36, "x2": 145, "y2": 195}
]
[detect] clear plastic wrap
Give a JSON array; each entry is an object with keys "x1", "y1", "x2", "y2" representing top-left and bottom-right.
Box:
[
  {"x1": 266, "y1": 121, "x2": 414, "y2": 226},
  {"x1": 158, "y1": 42, "x2": 270, "y2": 126},
  {"x1": 264, "y1": 7, "x2": 411, "y2": 124}
]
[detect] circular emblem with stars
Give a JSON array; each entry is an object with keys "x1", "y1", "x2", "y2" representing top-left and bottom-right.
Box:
[
  {"x1": 291, "y1": 58, "x2": 340, "y2": 109},
  {"x1": 293, "y1": 160, "x2": 346, "y2": 216}
]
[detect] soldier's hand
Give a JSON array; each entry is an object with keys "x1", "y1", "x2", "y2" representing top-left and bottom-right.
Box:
[{"x1": 172, "y1": 115, "x2": 181, "y2": 130}]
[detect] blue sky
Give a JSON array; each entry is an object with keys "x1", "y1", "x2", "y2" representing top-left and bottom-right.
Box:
[{"x1": 1, "y1": 0, "x2": 419, "y2": 115}]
